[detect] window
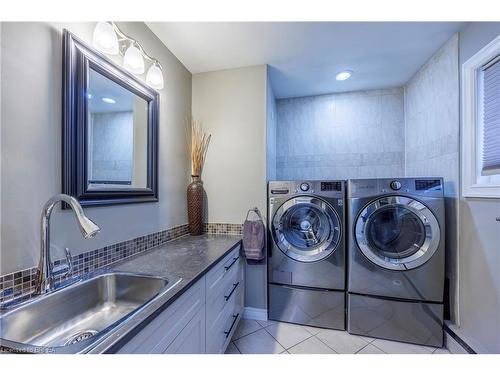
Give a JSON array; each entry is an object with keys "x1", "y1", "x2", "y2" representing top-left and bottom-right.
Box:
[
  {"x1": 480, "y1": 56, "x2": 500, "y2": 176},
  {"x1": 462, "y1": 34, "x2": 500, "y2": 198}
]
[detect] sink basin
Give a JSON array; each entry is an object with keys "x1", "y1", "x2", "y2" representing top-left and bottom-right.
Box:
[{"x1": 0, "y1": 271, "x2": 181, "y2": 353}]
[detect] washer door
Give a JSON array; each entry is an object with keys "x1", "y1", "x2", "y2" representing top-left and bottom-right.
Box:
[
  {"x1": 355, "y1": 196, "x2": 440, "y2": 270},
  {"x1": 272, "y1": 196, "x2": 341, "y2": 263}
]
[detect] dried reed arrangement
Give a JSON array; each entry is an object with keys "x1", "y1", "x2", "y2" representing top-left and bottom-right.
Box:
[{"x1": 187, "y1": 118, "x2": 211, "y2": 176}]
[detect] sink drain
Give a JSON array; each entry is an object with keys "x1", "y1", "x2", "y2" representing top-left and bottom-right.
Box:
[{"x1": 65, "y1": 330, "x2": 98, "y2": 345}]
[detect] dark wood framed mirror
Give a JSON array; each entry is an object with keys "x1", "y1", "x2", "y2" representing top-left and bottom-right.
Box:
[{"x1": 62, "y1": 30, "x2": 159, "y2": 206}]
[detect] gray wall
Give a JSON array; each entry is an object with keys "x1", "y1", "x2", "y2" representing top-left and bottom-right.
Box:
[
  {"x1": 275, "y1": 88, "x2": 405, "y2": 180},
  {"x1": 0, "y1": 22, "x2": 192, "y2": 274},
  {"x1": 192, "y1": 65, "x2": 268, "y2": 310},
  {"x1": 404, "y1": 34, "x2": 460, "y2": 323},
  {"x1": 457, "y1": 22, "x2": 500, "y2": 353},
  {"x1": 266, "y1": 69, "x2": 277, "y2": 181}
]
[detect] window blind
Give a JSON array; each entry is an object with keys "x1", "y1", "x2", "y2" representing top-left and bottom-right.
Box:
[{"x1": 482, "y1": 56, "x2": 500, "y2": 175}]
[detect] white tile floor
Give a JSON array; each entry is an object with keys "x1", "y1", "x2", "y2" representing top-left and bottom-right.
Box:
[{"x1": 226, "y1": 318, "x2": 452, "y2": 354}]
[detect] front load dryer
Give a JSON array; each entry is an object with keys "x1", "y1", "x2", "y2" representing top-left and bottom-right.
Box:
[
  {"x1": 268, "y1": 180, "x2": 346, "y2": 330},
  {"x1": 347, "y1": 178, "x2": 445, "y2": 347}
]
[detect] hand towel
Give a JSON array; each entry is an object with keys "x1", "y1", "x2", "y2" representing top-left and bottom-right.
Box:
[{"x1": 242, "y1": 219, "x2": 265, "y2": 261}]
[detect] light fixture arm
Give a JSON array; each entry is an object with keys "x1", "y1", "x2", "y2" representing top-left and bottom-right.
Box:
[{"x1": 110, "y1": 22, "x2": 163, "y2": 70}]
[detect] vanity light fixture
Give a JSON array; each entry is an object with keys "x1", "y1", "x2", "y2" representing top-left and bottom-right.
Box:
[
  {"x1": 101, "y1": 97, "x2": 116, "y2": 104},
  {"x1": 123, "y1": 41, "x2": 145, "y2": 74},
  {"x1": 92, "y1": 22, "x2": 164, "y2": 90},
  {"x1": 335, "y1": 70, "x2": 353, "y2": 81},
  {"x1": 145, "y1": 62, "x2": 164, "y2": 90},
  {"x1": 93, "y1": 22, "x2": 119, "y2": 55}
]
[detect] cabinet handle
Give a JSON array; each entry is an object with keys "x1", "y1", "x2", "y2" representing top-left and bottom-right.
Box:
[
  {"x1": 224, "y1": 282, "x2": 240, "y2": 301},
  {"x1": 224, "y1": 257, "x2": 239, "y2": 272},
  {"x1": 224, "y1": 313, "x2": 239, "y2": 338},
  {"x1": 496, "y1": 217, "x2": 500, "y2": 222}
]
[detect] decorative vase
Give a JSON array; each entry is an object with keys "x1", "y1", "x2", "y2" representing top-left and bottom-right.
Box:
[{"x1": 187, "y1": 175, "x2": 204, "y2": 235}]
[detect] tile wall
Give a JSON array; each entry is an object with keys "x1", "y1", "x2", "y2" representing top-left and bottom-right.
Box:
[
  {"x1": 275, "y1": 88, "x2": 405, "y2": 180},
  {"x1": 404, "y1": 34, "x2": 460, "y2": 322}
]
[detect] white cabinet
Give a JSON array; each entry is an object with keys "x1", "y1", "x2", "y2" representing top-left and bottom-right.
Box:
[
  {"x1": 205, "y1": 246, "x2": 244, "y2": 353},
  {"x1": 117, "y1": 244, "x2": 243, "y2": 354},
  {"x1": 164, "y1": 307, "x2": 206, "y2": 354},
  {"x1": 117, "y1": 276, "x2": 206, "y2": 354}
]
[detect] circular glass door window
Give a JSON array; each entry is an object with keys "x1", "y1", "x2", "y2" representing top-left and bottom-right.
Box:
[
  {"x1": 272, "y1": 197, "x2": 341, "y2": 262},
  {"x1": 355, "y1": 196, "x2": 440, "y2": 270}
]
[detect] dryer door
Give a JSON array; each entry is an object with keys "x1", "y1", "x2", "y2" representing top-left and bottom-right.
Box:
[
  {"x1": 355, "y1": 196, "x2": 440, "y2": 270},
  {"x1": 272, "y1": 196, "x2": 341, "y2": 263}
]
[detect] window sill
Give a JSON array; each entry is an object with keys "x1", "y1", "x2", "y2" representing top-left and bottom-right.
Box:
[{"x1": 462, "y1": 184, "x2": 500, "y2": 199}]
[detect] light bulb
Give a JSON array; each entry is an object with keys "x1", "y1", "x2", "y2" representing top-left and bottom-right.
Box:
[
  {"x1": 101, "y1": 97, "x2": 116, "y2": 104},
  {"x1": 92, "y1": 22, "x2": 119, "y2": 55},
  {"x1": 146, "y1": 63, "x2": 164, "y2": 90},
  {"x1": 123, "y1": 43, "x2": 145, "y2": 74},
  {"x1": 335, "y1": 70, "x2": 353, "y2": 81}
]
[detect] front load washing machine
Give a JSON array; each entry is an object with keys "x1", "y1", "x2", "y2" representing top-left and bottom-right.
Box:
[
  {"x1": 268, "y1": 180, "x2": 346, "y2": 330},
  {"x1": 347, "y1": 178, "x2": 445, "y2": 347}
]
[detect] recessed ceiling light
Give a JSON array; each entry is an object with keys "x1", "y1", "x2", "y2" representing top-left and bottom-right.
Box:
[
  {"x1": 336, "y1": 70, "x2": 353, "y2": 81},
  {"x1": 101, "y1": 97, "x2": 116, "y2": 104}
]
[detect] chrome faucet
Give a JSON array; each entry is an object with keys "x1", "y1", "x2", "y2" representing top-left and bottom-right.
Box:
[{"x1": 35, "y1": 194, "x2": 100, "y2": 295}]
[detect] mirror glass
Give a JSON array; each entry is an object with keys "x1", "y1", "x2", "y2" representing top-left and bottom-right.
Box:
[{"x1": 86, "y1": 68, "x2": 148, "y2": 190}]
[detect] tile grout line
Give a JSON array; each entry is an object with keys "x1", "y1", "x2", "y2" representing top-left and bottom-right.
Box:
[
  {"x1": 262, "y1": 322, "x2": 315, "y2": 351},
  {"x1": 289, "y1": 334, "x2": 340, "y2": 354},
  {"x1": 233, "y1": 325, "x2": 285, "y2": 354},
  {"x1": 370, "y1": 340, "x2": 387, "y2": 353},
  {"x1": 353, "y1": 341, "x2": 377, "y2": 354},
  {"x1": 232, "y1": 340, "x2": 242, "y2": 354},
  {"x1": 261, "y1": 327, "x2": 286, "y2": 353},
  {"x1": 231, "y1": 325, "x2": 265, "y2": 343},
  {"x1": 277, "y1": 332, "x2": 320, "y2": 353}
]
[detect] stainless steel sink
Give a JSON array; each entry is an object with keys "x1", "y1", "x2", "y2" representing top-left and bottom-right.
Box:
[{"x1": 0, "y1": 271, "x2": 181, "y2": 353}]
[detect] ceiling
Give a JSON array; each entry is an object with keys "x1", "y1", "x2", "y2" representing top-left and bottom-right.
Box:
[
  {"x1": 147, "y1": 22, "x2": 465, "y2": 99},
  {"x1": 88, "y1": 68, "x2": 143, "y2": 113}
]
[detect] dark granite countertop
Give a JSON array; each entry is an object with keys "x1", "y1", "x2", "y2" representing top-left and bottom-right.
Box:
[
  {"x1": 114, "y1": 234, "x2": 242, "y2": 283},
  {"x1": 90, "y1": 234, "x2": 241, "y2": 353}
]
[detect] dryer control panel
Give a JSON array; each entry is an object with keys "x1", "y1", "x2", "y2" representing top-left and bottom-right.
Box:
[{"x1": 347, "y1": 178, "x2": 444, "y2": 198}]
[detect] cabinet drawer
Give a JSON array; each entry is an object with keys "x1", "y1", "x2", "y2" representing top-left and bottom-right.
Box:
[
  {"x1": 117, "y1": 277, "x2": 206, "y2": 354},
  {"x1": 206, "y1": 265, "x2": 243, "y2": 329},
  {"x1": 206, "y1": 288, "x2": 243, "y2": 354},
  {"x1": 206, "y1": 245, "x2": 241, "y2": 300}
]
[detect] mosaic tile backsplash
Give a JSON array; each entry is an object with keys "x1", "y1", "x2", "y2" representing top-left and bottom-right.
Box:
[
  {"x1": 203, "y1": 223, "x2": 243, "y2": 235},
  {"x1": 0, "y1": 222, "x2": 242, "y2": 306}
]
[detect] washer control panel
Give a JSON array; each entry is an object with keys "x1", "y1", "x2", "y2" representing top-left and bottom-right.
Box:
[
  {"x1": 390, "y1": 180, "x2": 402, "y2": 190},
  {"x1": 268, "y1": 180, "x2": 344, "y2": 198}
]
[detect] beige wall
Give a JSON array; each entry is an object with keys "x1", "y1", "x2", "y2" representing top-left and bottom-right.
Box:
[
  {"x1": 456, "y1": 22, "x2": 500, "y2": 354},
  {"x1": 458, "y1": 198, "x2": 500, "y2": 352},
  {"x1": 192, "y1": 65, "x2": 268, "y2": 309},
  {"x1": 0, "y1": 22, "x2": 191, "y2": 274}
]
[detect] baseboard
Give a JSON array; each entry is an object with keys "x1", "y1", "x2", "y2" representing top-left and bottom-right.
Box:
[
  {"x1": 243, "y1": 307, "x2": 268, "y2": 321},
  {"x1": 444, "y1": 321, "x2": 476, "y2": 354}
]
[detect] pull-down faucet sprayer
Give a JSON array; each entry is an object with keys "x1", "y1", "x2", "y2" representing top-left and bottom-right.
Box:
[{"x1": 35, "y1": 194, "x2": 100, "y2": 295}]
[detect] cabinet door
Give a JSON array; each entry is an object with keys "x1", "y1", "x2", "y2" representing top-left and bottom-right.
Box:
[
  {"x1": 117, "y1": 277, "x2": 205, "y2": 354},
  {"x1": 164, "y1": 306, "x2": 206, "y2": 354}
]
